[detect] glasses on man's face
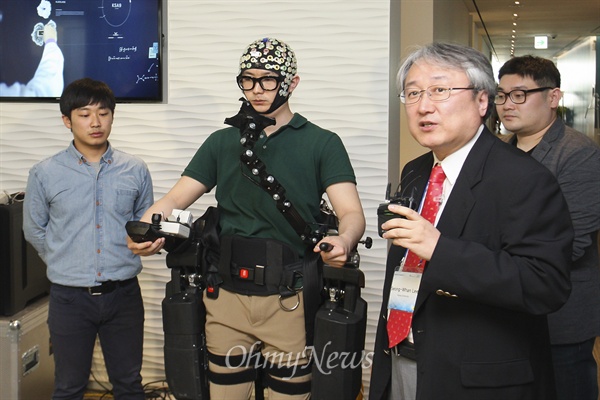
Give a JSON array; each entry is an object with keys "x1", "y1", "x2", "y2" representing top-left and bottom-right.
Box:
[
  {"x1": 494, "y1": 87, "x2": 553, "y2": 105},
  {"x1": 399, "y1": 85, "x2": 476, "y2": 104},
  {"x1": 236, "y1": 75, "x2": 283, "y2": 91}
]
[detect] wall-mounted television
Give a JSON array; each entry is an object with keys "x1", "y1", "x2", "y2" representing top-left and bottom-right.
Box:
[{"x1": 0, "y1": 0, "x2": 165, "y2": 103}]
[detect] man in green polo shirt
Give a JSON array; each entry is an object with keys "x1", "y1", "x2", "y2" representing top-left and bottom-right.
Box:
[{"x1": 128, "y1": 37, "x2": 365, "y2": 400}]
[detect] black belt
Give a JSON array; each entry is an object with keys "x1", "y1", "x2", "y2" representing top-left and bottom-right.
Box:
[
  {"x1": 87, "y1": 277, "x2": 137, "y2": 295},
  {"x1": 218, "y1": 235, "x2": 302, "y2": 296},
  {"x1": 389, "y1": 339, "x2": 416, "y2": 361},
  {"x1": 57, "y1": 277, "x2": 137, "y2": 296}
]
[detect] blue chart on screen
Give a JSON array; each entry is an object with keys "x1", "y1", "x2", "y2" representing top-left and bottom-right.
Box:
[{"x1": 0, "y1": 0, "x2": 163, "y2": 101}]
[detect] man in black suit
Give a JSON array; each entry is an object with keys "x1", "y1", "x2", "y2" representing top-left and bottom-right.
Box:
[{"x1": 369, "y1": 43, "x2": 573, "y2": 400}]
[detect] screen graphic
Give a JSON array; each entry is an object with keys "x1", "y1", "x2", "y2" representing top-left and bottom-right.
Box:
[{"x1": 0, "y1": 0, "x2": 163, "y2": 102}]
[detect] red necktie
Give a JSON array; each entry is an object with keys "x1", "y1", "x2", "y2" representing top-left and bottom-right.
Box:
[{"x1": 387, "y1": 164, "x2": 446, "y2": 348}]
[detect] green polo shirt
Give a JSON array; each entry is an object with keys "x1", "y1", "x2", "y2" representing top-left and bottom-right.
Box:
[{"x1": 182, "y1": 113, "x2": 356, "y2": 256}]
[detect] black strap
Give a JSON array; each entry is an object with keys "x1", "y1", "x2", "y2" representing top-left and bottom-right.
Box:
[
  {"x1": 217, "y1": 235, "x2": 303, "y2": 296},
  {"x1": 208, "y1": 351, "x2": 250, "y2": 367},
  {"x1": 207, "y1": 350, "x2": 311, "y2": 396},
  {"x1": 224, "y1": 98, "x2": 331, "y2": 346},
  {"x1": 224, "y1": 98, "x2": 329, "y2": 247},
  {"x1": 208, "y1": 351, "x2": 263, "y2": 400},
  {"x1": 194, "y1": 207, "x2": 223, "y2": 298},
  {"x1": 207, "y1": 369, "x2": 257, "y2": 385},
  {"x1": 265, "y1": 361, "x2": 312, "y2": 379},
  {"x1": 217, "y1": 235, "x2": 234, "y2": 289},
  {"x1": 302, "y1": 249, "x2": 323, "y2": 346},
  {"x1": 264, "y1": 374, "x2": 312, "y2": 396}
]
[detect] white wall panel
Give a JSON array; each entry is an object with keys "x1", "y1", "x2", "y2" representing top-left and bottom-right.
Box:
[{"x1": 0, "y1": 0, "x2": 390, "y2": 395}]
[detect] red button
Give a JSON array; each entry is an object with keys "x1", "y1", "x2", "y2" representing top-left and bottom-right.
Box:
[
  {"x1": 207, "y1": 286, "x2": 214, "y2": 293},
  {"x1": 239, "y1": 269, "x2": 249, "y2": 279}
]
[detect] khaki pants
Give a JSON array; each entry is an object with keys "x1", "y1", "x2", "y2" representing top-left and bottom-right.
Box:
[{"x1": 204, "y1": 289, "x2": 311, "y2": 400}]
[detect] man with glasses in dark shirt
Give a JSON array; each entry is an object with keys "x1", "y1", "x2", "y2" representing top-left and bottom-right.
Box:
[{"x1": 497, "y1": 55, "x2": 600, "y2": 400}]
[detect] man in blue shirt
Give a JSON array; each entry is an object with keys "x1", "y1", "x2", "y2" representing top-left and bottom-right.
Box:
[{"x1": 23, "y1": 78, "x2": 154, "y2": 399}]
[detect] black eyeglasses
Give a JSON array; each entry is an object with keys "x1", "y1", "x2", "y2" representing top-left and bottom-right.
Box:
[
  {"x1": 494, "y1": 87, "x2": 553, "y2": 105},
  {"x1": 236, "y1": 75, "x2": 283, "y2": 91}
]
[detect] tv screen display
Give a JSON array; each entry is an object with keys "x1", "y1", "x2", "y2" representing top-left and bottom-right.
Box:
[{"x1": 0, "y1": 0, "x2": 164, "y2": 102}]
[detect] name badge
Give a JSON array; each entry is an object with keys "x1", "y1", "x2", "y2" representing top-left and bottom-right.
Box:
[{"x1": 388, "y1": 271, "x2": 422, "y2": 312}]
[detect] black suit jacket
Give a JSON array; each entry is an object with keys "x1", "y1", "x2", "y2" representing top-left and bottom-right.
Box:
[{"x1": 370, "y1": 128, "x2": 573, "y2": 400}]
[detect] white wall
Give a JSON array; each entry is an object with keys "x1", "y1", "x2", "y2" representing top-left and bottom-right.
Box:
[
  {"x1": 557, "y1": 37, "x2": 597, "y2": 139},
  {"x1": 397, "y1": 0, "x2": 471, "y2": 170},
  {"x1": 0, "y1": 0, "x2": 391, "y2": 395}
]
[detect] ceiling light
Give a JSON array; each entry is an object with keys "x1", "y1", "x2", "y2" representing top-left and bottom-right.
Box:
[{"x1": 513, "y1": 22, "x2": 517, "y2": 26}]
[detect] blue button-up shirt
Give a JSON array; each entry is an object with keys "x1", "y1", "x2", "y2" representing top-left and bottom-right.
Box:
[{"x1": 23, "y1": 141, "x2": 154, "y2": 287}]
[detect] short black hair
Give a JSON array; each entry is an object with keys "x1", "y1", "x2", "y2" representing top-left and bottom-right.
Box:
[
  {"x1": 498, "y1": 55, "x2": 561, "y2": 88},
  {"x1": 59, "y1": 78, "x2": 116, "y2": 118}
]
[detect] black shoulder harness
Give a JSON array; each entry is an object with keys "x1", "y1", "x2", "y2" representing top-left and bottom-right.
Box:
[{"x1": 224, "y1": 98, "x2": 331, "y2": 246}]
